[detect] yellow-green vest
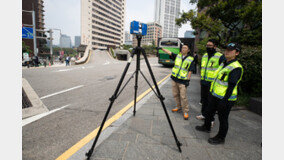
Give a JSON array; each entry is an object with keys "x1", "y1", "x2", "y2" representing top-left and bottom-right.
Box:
[
  {"x1": 201, "y1": 52, "x2": 223, "y2": 81},
  {"x1": 210, "y1": 61, "x2": 243, "y2": 101},
  {"x1": 172, "y1": 53, "x2": 194, "y2": 80}
]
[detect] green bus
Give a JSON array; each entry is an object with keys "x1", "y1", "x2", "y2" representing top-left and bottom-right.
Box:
[
  {"x1": 157, "y1": 37, "x2": 195, "y2": 66},
  {"x1": 157, "y1": 38, "x2": 181, "y2": 66}
]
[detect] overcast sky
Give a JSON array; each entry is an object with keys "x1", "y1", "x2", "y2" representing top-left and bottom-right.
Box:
[{"x1": 44, "y1": 0, "x2": 196, "y2": 45}]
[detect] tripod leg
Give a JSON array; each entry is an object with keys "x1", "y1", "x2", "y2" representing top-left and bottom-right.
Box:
[
  {"x1": 86, "y1": 52, "x2": 136, "y2": 159},
  {"x1": 133, "y1": 49, "x2": 141, "y2": 116},
  {"x1": 141, "y1": 49, "x2": 182, "y2": 152}
]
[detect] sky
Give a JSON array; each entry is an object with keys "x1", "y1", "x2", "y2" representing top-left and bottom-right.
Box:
[{"x1": 44, "y1": 0, "x2": 196, "y2": 45}]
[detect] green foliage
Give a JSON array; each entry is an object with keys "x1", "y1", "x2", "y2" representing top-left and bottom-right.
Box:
[
  {"x1": 195, "y1": 38, "x2": 209, "y2": 55},
  {"x1": 142, "y1": 45, "x2": 157, "y2": 56},
  {"x1": 235, "y1": 93, "x2": 251, "y2": 107},
  {"x1": 238, "y1": 45, "x2": 262, "y2": 97},
  {"x1": 176, "y1": 0, "x2": 262, "y2": 46},
  {"x1": 110, "y1": 48, "x2": 116, "y2": 58},
  {"x1": 22, "y1": 41, "x2": 32, "y2": 54},
  {"x1": 121, "y1": 44, "x2": 132, "y2": 50}
]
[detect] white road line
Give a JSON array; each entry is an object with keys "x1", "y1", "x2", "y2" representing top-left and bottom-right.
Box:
[
  {"x1": 40, "y1": 85, "x2": 84, "y2": 100},
  {"x1": 22, "y1": 104, "x2": 70, "y2": 127}
]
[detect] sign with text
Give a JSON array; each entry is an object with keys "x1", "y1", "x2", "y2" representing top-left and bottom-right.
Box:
[{"x1": 22, "y1": 27, "x2": 34, "y2": 39}]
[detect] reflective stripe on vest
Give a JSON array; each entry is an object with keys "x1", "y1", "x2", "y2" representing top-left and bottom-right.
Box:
[
  {"x1": 171, "y1": 53, "x2": 194, "y2": 80},
  {"x1": 210, "y1": 61, "x2": 243, "y2": 101},
  {"x1": 200, "y1": 52, "x2": 223, "y2": 82}
]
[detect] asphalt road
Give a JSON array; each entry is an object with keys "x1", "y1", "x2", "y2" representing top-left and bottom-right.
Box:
[{"x1": 22, "y1": 50, "x2": 172, "y2": 160}]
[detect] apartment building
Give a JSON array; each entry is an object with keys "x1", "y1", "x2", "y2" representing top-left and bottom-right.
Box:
[{"x1": 81, "y1": 0, "x2": 126, "y2": 50}]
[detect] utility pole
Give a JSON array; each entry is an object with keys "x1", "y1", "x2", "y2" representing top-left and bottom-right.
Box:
[
  {"x1": 32, "y1": 10, "x2": 37, "y2": 56},
  {"x1": 48, "y1": 29, "x2": 54, "y2": 64}
]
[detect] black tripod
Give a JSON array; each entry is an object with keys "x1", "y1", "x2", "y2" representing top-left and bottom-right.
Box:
[{"x1": 86, "y1": 35, "x2": 182, "y2": 160}]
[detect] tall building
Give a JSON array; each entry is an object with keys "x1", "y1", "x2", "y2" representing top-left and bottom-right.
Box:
[
  {"x1": 81, "y1": 0, "x2": 126, "y2": 50},
  {"x1": 22, "y1": 0, "x2": 46, "y2": 56},
  {"x1": 60, "y1": 34, "x2": 72, "y2": 48},
  {"x1": 184, "y1": 30, "x2": 195, "y2": 38},
  {"x1": 132, "y1": 22, "x2": 162, "y2": 47},
  {"x1": 124, "y1": 31, "x2": 132, "y2": 45},
  {"x1": 75, "y1": 36, "x2": 81, "y2": 48},
  {"x1": 154, "y1": 0, "x2": 180, "y2": 38}
]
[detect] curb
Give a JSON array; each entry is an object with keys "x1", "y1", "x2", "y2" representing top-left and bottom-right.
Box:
[{"x1": 22, "y1": 78, "x2": 49, "y2": 119}]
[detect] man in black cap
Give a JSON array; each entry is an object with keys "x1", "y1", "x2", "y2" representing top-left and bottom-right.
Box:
[{"x1": 195, "y1": 42, "x2": 244, "y2": 145}]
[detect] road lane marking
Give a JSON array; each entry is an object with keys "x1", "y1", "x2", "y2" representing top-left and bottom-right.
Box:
[
  {"x1": 40, "y1": 85, "x2": 84, "y2": 100},
  {"x1": 56, "y1": 73, "x2": 171, "y2": 160},
  {"x1": 22, "y1": 104, "x2": 70, "y2": 127}
]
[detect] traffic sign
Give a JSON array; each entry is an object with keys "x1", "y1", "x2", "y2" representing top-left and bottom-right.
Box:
[{"x1": 22, "y1": 27, "x2": 33, "y2": 39}]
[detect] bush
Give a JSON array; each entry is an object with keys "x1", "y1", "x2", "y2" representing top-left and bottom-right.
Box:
[
  {"x1": 142, "y1": 45, "x2": 157, "y2": 56},
  {"x1": 110, "y1": 48, "x2": 116, "y2": 58},
  {"x1": 238, "y1": 45, "x2": 262, "y2": 97}
]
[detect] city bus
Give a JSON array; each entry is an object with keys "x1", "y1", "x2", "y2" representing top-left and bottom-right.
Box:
[
  {"x1": 157, "y1": 38, "x2": 181, "y2": 66},
  {"x1": 157, "y1": 37, "x2": 195, "y2": 66}
]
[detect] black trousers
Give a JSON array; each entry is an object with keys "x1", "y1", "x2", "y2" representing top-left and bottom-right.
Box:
[
  {"x1": 200, "y1": 84, "x2": 210, "y2": 116},
  {"x1": 193, "y1": 64, "x2": 197, "y2": 74},
  {"x1": 204, "y1": 94, "x2": 235, "y2": 139}
]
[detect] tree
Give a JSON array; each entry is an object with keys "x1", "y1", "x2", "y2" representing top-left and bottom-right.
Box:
[
  {"x1": 176, "y1": 0, "x2": 262, "y2": 47},
  {"x1": 22, "y1": 41, "x2": 32, "y2": 54}
]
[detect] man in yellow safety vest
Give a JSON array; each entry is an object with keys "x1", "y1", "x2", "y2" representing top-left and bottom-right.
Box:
[
  {"x1": 161, "y1": 45, "x2": 194, "y2": 120},
  {"x1": 196, "y1": 39, "x2": 226, "y2": 128},
  {"x1": 195, "y1": 43, "x2": 243, "y2": 145}
]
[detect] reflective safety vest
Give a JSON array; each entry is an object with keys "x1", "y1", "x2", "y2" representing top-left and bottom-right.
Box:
[
  {"x1": 201, "y1": 52, "x2": 223, "y2": 82},
  {"x1": 210, "y1": 61, "x2": 243, "y2": 101},
  {"x1": 171, "y1": 53, "x2": 194, "y2": 80}
]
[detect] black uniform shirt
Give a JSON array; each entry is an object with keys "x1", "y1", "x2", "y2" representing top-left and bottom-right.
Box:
[
  {"x1": 201, "y1": 52, "x2": 226, "y2": 86},
  {"x1": 170, "y1": 53, "x2": 194, "y2": 86}
]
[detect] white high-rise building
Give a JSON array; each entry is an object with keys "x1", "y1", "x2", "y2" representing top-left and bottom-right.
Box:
[
  {"x1": 154, "y1": 0, "x2": 180, "y2": 38},
  {"x1": 81, "y1": 0, "x2": 126, "y2": 50},
  {"x1": 60, "y1": 34, "x2": 72, "y2": 48}
]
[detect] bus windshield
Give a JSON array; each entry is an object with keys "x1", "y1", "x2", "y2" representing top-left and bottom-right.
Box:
[{"x1": 160, "y1": 41, "x2": 179, "y2": 47}]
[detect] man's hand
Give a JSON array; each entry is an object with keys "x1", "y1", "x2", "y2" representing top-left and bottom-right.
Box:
[
  {"x1": 185, "y1": 80, "x2": 190, "y2": 87},
  {"x1": 187, "y1": 71, "x2": 192, "y2": 80},
  {"x1": 161, "y1": 48, "x2": 172, "y2": 55}
]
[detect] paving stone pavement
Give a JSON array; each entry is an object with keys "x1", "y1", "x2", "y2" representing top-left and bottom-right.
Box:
[{"x1": 89, "y1": 74, "x2": 262, "y2": 160}]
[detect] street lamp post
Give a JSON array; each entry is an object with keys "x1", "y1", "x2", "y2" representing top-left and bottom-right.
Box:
[{"x1": 51, "y1": 28, "x2": 63, "y2": 64}]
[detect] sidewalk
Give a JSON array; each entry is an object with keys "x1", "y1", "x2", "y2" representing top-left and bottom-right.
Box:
[{"x1": 73, "y1": 74, "x2": 262, "y2": 160}]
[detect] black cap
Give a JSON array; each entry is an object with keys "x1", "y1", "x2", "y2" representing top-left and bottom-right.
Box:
[{"x1": 226, "y1": 43, "x2": 241, "y2": 52}]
